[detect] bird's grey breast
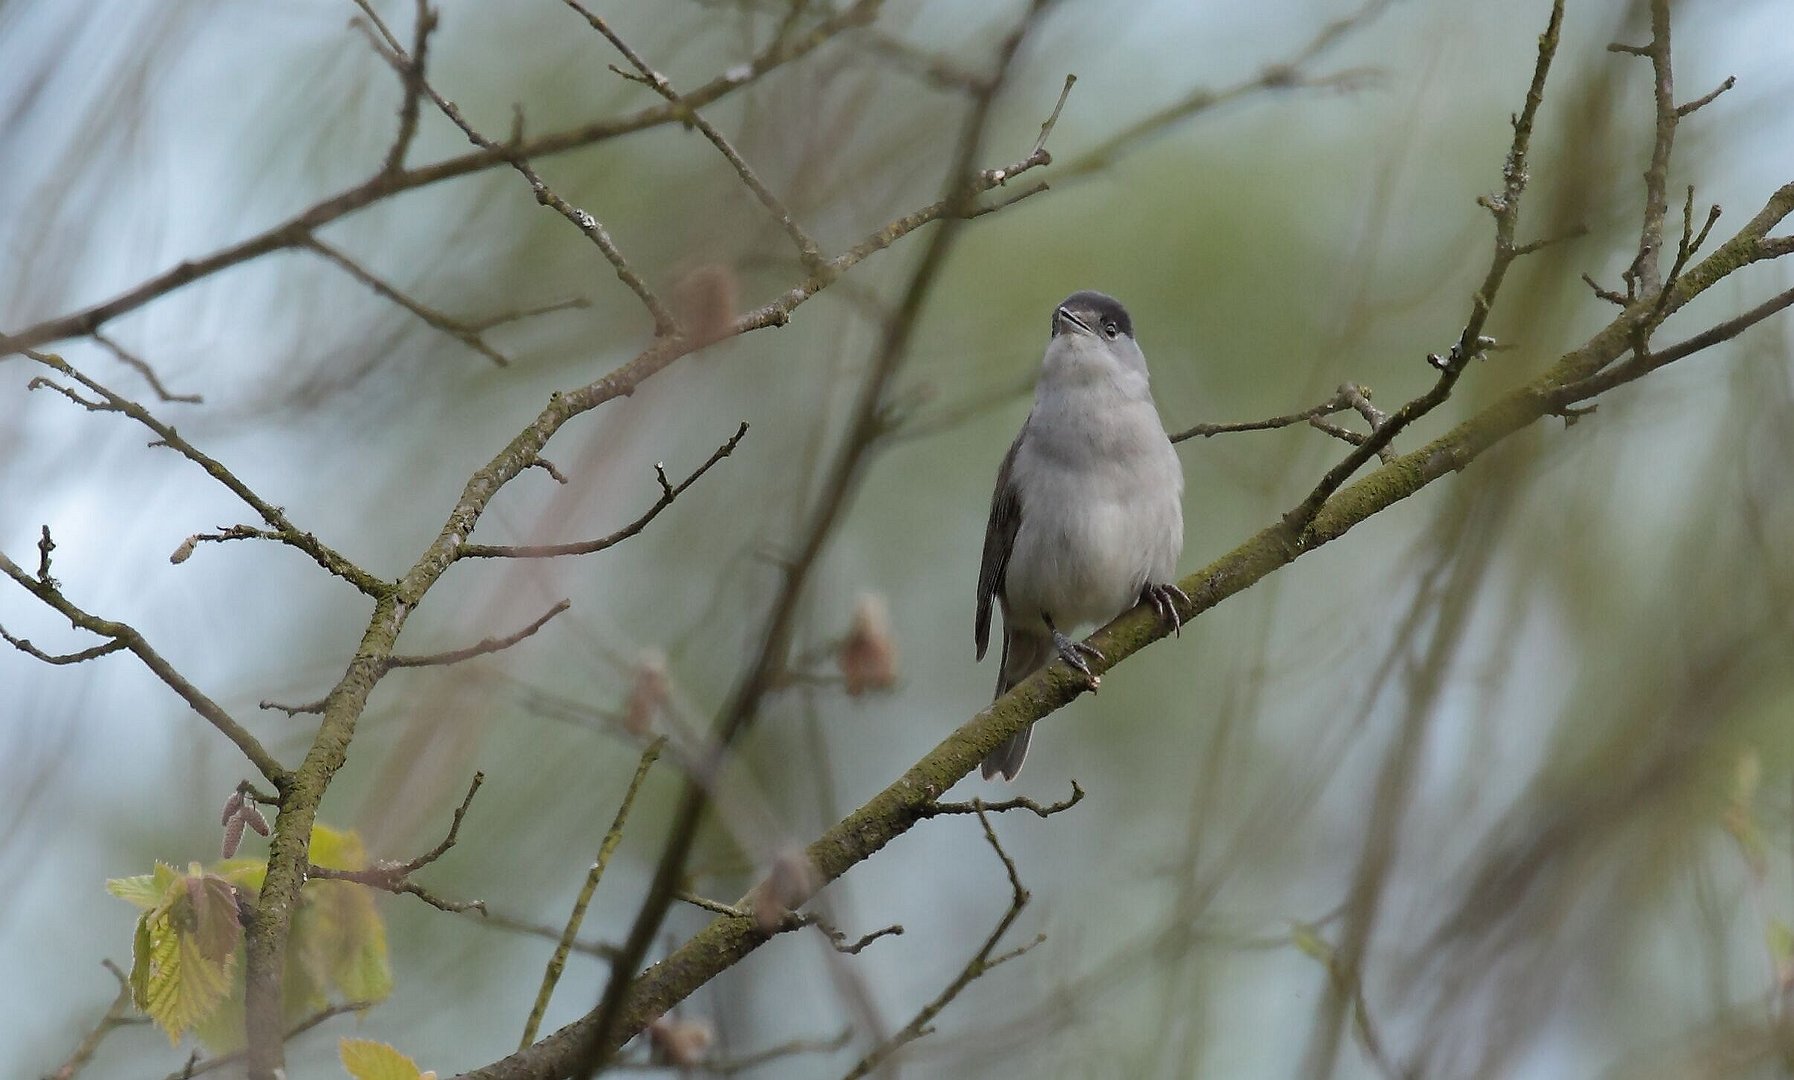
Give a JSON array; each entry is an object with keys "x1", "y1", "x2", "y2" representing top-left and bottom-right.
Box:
[{"x1": 1004, "y1": 375, "x2": 1184, "y2": 628}]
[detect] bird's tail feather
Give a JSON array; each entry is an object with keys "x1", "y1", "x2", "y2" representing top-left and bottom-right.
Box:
[{"x1": 982, "y1": 628, "x2": 1052, "y2": 781}]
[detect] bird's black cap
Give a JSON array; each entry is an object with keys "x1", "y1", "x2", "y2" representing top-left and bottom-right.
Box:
[{"x1": 1053, "y1": 290, "x2": 1133, "y2": 339}]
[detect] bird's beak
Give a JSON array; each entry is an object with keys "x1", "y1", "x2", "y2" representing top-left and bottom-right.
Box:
[{"x1": 1054, "y1": 306, "x2": 1093, "y2": 335}]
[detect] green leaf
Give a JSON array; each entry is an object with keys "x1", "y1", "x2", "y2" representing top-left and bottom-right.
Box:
[
  {"x1": 311, "y1": 824, "x2": 368, "y2": 872},
  {"x1": 108, "y1": 861, "x2": 182, "y2": 911},
  {"x1": 139, "y1": 906, "x2": 235, "y2": 1043},
  {"x1": 340, "y1": 1037, "x2": 432, "y2": 1080}
]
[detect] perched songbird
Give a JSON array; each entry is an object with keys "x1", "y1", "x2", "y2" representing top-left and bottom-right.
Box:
[{"x1": 974, "y1": 291, "x2": 1187, "y2": 781}]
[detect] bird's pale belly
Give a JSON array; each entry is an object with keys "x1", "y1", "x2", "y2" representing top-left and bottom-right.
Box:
[{"x1": 1004, "y1": 498, "x2": 1156, "y2": 630}]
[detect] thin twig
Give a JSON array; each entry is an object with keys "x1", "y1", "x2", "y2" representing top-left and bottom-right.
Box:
[
  {"x1": 156, "y1": 1000, "x2": 375, "y2": 1080},
  {"x1": 0, "y1": 544, "x2": 289, "y2": 787},
  {"x1": 378, "y1": 0, "x2": 437, "y2": 174},
  {"x1": 308, "y1": 772, "x2": 487, "y2": 913},
  {"x1": 561, "y1": 0, "x2": 825, "y2": 269},
  {"x1": 520, "y1": 739, "x2": 664, "y2": 1049},
  {"x1": 840, "y1": 805, "x2": 1041, "y2": 1079},
  {"x1": 919, "y1": 780, "x2": 1084, "y2": 819},
  {"x1": 301, "y1": 234, "x2": 513, "y2": 365},
  {"x1": 19, "y1": 350, "x2": 388, "y2": 596},
  {"x1": 44, "y1": 960, "x2": 143, "y2": 1080},
  {"x1": 352, "y1": 0, "x2": 677, "y2": 334},
  {"x1": 478, "y1": 910, "x2": 622, "y2": 961},
  {"x1": 460, "y1": 424, "x2": 748, "y2": 560},
  {"x1": 1279, "y1": 0, "x2": 1566, "y2": 543},
  {"x1": 91, "y1": 331, "x2": 202, "y2": 403},
  {"x1": 388, "y1": 600, "x2": 571, "y2": 668}
]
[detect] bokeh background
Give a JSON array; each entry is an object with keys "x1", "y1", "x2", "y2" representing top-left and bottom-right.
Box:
[{"x1": 5, "y1": 0, "x2": 1794, "y2": 1076}]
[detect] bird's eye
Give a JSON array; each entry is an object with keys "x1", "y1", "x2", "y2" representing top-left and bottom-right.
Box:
[{"x1": 1103, "y1": 320, "x2": 1119, "y2": 338}]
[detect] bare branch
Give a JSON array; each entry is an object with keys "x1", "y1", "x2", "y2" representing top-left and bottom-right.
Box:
[
  {"x1": 560, "y1": 0, "x2": 825, "y2": 270},
  {"x1": 258, "y1": 695, "x2": 326, "y2": 718},
  {"x1": 20, "y1": 350, "x2": 388, "y2": 597},
  {"x1": 1171, "y1": 393, "x2": 1354, "y2": 441},
  {"x1": 301, "y1": 234, "x2": 513, "y2": 365},
  {"x1": 460, "y1": 423, "x2": 748, "y2": 560},
  {"x1": 155, "y1": 999, "x2": 375, "y2": 1080},
  {"x1": 920, "y1": 780, "x2": 1085, "y2": 819},
  {"x1": 1280, "y1": 0, "x2": 1566, "y2": 542},
  {"x1": 1617, "y1": 0, "x2": 1677, "y2": 298},
  {"x1": 815, "y1": 919, "x2": 904, "y2": 955},
  {"x1": 1551, "y1": 284, "x2": 1794, "y2": 407},
  {"x1": 1677, "y1": 73, "x2": 1735, "y2": 117},
  {"x1": 477, "y1": 910, "x2": 622, "y2": 962},
  {"x1": 840, "y1": 805, "x2": 1041, "y2": 1079},
  {"x1": 1, "y1": 625, "x2": 126, "y2": 665},
  {"x1": 520, "y1": 738, "x2": 664, "y2": 1050},
  {"x1": 91, "y1": 331, "x2": 202, "y2": 404},
  {"x1": 380, "y1": 0, "x2": 437, "y2": 174},
  {"x1": 0, "y1": 544, "x2": 289, "y2": 787},
  {"x1": 387, "y1": 600, "x2": 571, "y2": 669},
  {"x1": 44, "y1": 961, "x2": 143, "y2": 1080},
  {"x1": 0, "y1": 0, "x2": 882, "y2": 356},
  {"x1": 308, "y1": 772, "x2": 487, "y2": 914},
  {"x1": 349, "y1": 0, "x2": 677, "y2": 335}
]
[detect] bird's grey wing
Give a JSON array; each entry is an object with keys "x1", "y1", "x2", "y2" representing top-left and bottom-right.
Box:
[{"x1": 975, "y1": 423, "x2": 1027, "y2": 661}]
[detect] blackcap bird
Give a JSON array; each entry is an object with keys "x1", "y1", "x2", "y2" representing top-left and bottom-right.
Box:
[{"x1": 974, "y1": 291, "x2": 1187, "y2": 781}]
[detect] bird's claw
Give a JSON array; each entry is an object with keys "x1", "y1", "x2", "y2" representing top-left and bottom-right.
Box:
[
  {"x1": 1051, "y1": 630, "x2": 1103, "y2": 691},
  {"x1": 1143, "y1": 581, "x2": 1191, "y2": 637}
]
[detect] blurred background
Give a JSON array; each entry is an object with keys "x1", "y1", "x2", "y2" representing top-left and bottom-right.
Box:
[{"x1": 5, "y1": 0, "x2": 1794, "y2": 1076}]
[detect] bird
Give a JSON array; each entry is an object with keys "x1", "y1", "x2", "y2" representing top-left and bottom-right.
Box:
[{"x1": 974, "y1": 290, "x2": 1187, "y2": 781}]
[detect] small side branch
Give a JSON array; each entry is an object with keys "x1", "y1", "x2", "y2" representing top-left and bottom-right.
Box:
[
  {"x1": 815, "y1": 919, "x2": 904, "y2": 955},
  {"x1": 155, "y1": 999, "x2": 375, "y2": 1080},
  {"x1": 460, "y1": 423, "x2": 748, "y2": 560},
  {"x1": 263, "y1": 602, "x2": 572, "y2": 714},
  {"x1": 1172, "y1": 384, "x2": 1392, "y2": 458},
  {"x1": 520, "y1": 738, "x2": 664, "y2": 1050},
  {"x1": 840, "y1": 806, "x2": 1042, "y2": 1079},
  {"x1": 21, "y1": 349, "x2": 388, "y2": 597},
  {"x1": 561, "y1": 0, "x2": 825, "y2": 270},
  {"x1": 919, "y1": 780, "x2": 1085, "y2": 820},
  {"x1": 308, "y1": 772, "x2": 487, "y2": 914},
  {"x1": 301, "y1": 234, "x2": 514, "y2": 366},
  {"x1": 91, "y1": 331, "x2": 202, "y2": 404},
  {"x1": 44, "y1": 960, "x2": 143, "y2": 1080},
  {"x1": 388, "y1": 600, "x2": 571, "y2": 668},
  {"x1": 0, "y1": 543, "x2": 289, "y2": 788},
  {"x1": 1280, "y1": 0, "x2": 1565, "y2": 542},
  {"x1": 352, "y1": 0, "x2": 678, "y2": 334}
]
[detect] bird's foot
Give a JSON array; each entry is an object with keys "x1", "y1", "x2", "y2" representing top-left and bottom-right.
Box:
[
  {"x1": 1052, "y1": 630, "x2": 1104, "y2": 691},
  {"x1": 1142, "y1": 581, "x2": 1191, "y2": 637}
]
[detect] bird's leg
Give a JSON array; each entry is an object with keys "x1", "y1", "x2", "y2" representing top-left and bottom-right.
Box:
[
  {"x1": 1043, "y1": 612, "x2": 1103, "y2": 690},
  {"x1": 1141, "y1": 581, "x2": 1191, "y2": 637}
]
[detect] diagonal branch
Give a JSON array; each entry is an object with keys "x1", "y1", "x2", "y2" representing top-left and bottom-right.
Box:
[
  {"x1": 387, "y1": 600, "x2": 571, "y2": 668},
  {"x1": 459, "y1": 423, "x2": 748, "y2": 559},
  {"x1": 307, "y1": 771, "x2": 487, "y2": 913},
  {"x1": 840, "y1": 805, "x2": 1042, "y2": 1079},
  {"x1": 567, "y1": 7, "x2": 1064, "y2": 1076},
  {"x1": 561, "y1": 0, "x2": 825, "y2": 270},
  {"x1": 0, "y1": 0, "x2": 882, "y2": 356},
  {"x1": 1278, "y1": 0, "x2": 1566, "y2": 544},
  {"x1": 353, "y1": 0, "x2": 676, "y2": 334},
  {"x1": 0, "y1": 545, "x2": 289, "y2": 788},
  {"x1": 20, "y1": 350, "x2": 389, "y2": 597},
  {"x1": 301, "y1": 234, "x2": 514, "y2": 365},
  {"x1": 91, "y1": 330, "x2": 202, "y2": 404}
]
